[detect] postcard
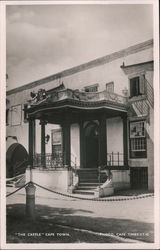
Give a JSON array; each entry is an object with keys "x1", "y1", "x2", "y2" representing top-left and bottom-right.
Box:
[{"x1": 0, "y1": 0, "x2": 159, "y2": 249}]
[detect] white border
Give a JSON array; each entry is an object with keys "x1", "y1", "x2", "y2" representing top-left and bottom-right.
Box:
[{"x1": 0, "y1": 0, "x2": 159, "y2": 249}]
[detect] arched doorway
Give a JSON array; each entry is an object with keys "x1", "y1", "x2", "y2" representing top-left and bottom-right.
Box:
[
  {"x1": 6, "y1": 143, "x2": 29, "y2": 178},
  {"x1": 84, "y1": 122, "x2": 99, "y2": 168}
]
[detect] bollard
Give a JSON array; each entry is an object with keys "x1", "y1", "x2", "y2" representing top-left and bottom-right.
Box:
[{"x1": 25, "y1": 182, "x2": 36, "y2": 220}]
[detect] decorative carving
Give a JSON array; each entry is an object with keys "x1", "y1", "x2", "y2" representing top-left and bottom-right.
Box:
[
  {"x1": 27, "y1": 88, "x2": 128, "y2": 110},
  {"x1": 30, "y1": 89, "x2": 51, "y2": 105}
]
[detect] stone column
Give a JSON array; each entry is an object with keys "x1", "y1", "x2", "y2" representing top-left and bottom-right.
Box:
[
  {"x1": 62, "y1": 118, "x2": 71, "y2": 167},
  {"x1": 122, "y1": 114, "x2": 128, "y2": 167},
  {"x1": 32, "y1": 120, "x2": 36, "y2": 158},
  {"x1": 28, "y1": 118, "x2": 35, "y2": 169},
  {"x1": 80, "y1": 120, "x2": 84, "y2": 168},
  {"x1": 40, "y1": 120, "x2": 47, "y2": 168},
  {"x1": 98, "y1": 114, "x2": 107, "y2": 166}
]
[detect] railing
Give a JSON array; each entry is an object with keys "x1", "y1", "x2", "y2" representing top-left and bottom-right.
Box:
[
  {"x1": 33, "y1": 153, "x2": 63, "y2": 169},
  {"x1": 107, "y1": 152, "x2": 124, "y2": 166},
  {"x1": 56, "y1": 89, "x2": 128, "y2": 105},
  {"x1": 29, "y1": 89, "x2": 128, "y2": 107}
]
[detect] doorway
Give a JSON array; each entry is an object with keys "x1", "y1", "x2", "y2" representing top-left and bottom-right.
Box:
[{"x1": 84, "y1": 122, "x2": 99, "y2": 168}]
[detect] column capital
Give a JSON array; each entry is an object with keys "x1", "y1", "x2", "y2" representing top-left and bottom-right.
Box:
[
  {"x1": 39, "y1": 119, "x2": 47, "y2": 125},
  {"x1": 28, "y1": 116, "x2": 35, "y2": 122},
  {"x1": 98, "y1": 113, "x2": 107, "y2": 122},
  {"x1": 121, "y1": 113, "x2": 128, "y2": 119}
]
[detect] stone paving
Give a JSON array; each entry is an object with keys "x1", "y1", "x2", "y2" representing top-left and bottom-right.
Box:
[{"x1": 6, "y1": 186, "x2": 155, "y2": 243}]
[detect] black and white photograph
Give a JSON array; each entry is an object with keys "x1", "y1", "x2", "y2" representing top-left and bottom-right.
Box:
[{"x1": 0, "y1": 0, "x2": 159, "y2": 249}]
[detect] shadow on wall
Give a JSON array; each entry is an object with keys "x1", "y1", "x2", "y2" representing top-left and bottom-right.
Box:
[{"x1": 6, "y1": 143, "x2": 29, "y2": 178}]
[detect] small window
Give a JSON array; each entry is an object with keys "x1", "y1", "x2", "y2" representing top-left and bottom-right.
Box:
[
  {"x1": 130, "y1": 75, "x2": 145, "y2": 98},
  {"x1": 11, "y1": 105, "x2": 22, "y2": 126},
  {"x1": 23, "y1": 104, "x2": 28, "y2": 123},
  {"x1": 129, "y1": 121, "x2": 147, "y2": 158},
  {"x1": 84, "y1": 84, "x2": 99, "y2": 92},
  {"x1": 106, "y1": 82, "x2": 114, "y2": 93}
]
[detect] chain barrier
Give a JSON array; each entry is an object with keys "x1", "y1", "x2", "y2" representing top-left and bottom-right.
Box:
[
  {"x1": 6, "y1": 182, "x2": 28, "y2": 197},
  {"x1": 6, "y1": 181, "x2": 154, "y2": 201},
  {"x1": 32, "y1": 182, "x2": 154, "y2": 202}
]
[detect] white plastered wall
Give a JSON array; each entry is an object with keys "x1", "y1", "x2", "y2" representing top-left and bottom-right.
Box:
[
  {"x1": 70, "y1": 123, "x2": 80, "y2": 167},
  {"x1": 107, "y1": 117, "x2": 123, "y2": 164}
]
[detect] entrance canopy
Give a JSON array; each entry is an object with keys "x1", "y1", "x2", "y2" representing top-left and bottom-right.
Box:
[
  {"x1": 25, "y1": 86, "x2": 128, "y2": 171},
  {"x1": 25, "y1": 87, "x2": 128, "y2": 123}
]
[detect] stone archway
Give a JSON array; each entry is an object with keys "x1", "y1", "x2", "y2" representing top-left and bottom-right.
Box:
[{"x1": 6, "y1": 143, "x2": 29, "y2": 178}]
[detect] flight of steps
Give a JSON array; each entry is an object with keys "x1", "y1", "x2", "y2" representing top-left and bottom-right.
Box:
[
  {"x1": 74, "y1": 168, "x2": 106, "y2": 195},
  {"x1": 6, "y1": 174, "x2": 25, "y2": 187}
]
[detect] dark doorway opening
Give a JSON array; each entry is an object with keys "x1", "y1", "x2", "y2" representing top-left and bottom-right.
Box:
[
  {"x1": 6, "y1": 143, "x2": 29, "y2": 178},
  {"x1": 130, "y1": 167, "x2": 148, "y2": 189},
  {"x1": 84, "y1": 122, "x2": 99, "y2": 168}
]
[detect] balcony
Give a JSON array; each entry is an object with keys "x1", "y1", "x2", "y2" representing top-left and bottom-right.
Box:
[{"x1": 28, "y1": 88, "x2": 128, "y2": 108}]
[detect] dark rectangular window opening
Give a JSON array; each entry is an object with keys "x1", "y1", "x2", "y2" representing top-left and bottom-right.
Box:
[
  {"x1": 130, "y1": 76, "x2": 141, "y2": 98},
  {"x1": 23, "y1": 104, "x2": 28, "y2": 123},
  {"x1": 129, "y1": 75, "x2": 146, "y2": 98},
  {"x1": 84, "y1": 84, "x2": 99, "y2": 92},
  {"x1": 130, "y1": 167, "x2": 148, "y2": 189},
  {"x1": 6, "y1": 109, "x2": 9, "y2": 125}
]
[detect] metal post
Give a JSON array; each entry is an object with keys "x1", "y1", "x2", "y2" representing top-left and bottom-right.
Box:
[{"x1": 25, "y1": 182, "x2": 36, "y2": 220}]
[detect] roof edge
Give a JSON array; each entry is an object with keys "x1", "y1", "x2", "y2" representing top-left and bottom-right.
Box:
[
  {"x1": 7, "y1": 39, "x2": 153, "y2": 96},
  {"x1": 120, "y1": 60, "x2": 154, "y2": 68}
]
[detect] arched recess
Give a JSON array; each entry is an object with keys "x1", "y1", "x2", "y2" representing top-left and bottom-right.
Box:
[
  {"x1": 84, "y1": 121, "x2": 99, "y2": 168},
  {"x1": 6, "y1": 143, "x2": 29, "y2": 178}
]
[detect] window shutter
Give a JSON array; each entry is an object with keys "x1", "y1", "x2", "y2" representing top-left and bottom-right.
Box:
[
  {"x1": 106, "y1": 82, "x2": 114, "y2": 93},
  {"x1": 23, "y1": 104, "x2": 28, "y2": 122},
  {"x1": 130, "y1": 78, "x2": 135, "y2": 97}
]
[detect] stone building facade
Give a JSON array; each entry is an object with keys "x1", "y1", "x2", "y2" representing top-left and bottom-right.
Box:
[{"x1": 6, "y1": 39, "x2": 154, "y2": 194}]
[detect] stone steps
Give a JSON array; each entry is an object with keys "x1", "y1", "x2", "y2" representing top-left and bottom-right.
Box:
[
  {"x1": 73, "y1": 189, "x2": 95, "y2": 195},
  {"x1": 74, "y1": 168, "x2": 106, "y2": 195},
  {"x1": 76, "y1": 185, "x2": 99, "y2": 190}
]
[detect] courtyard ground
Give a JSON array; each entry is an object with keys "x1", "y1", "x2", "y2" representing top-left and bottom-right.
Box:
[{"x1": 6, "y1": 186, "x2": 154, "y2": 244}]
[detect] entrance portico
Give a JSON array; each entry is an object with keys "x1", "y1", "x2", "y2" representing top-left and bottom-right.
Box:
[{"x1": 26, "y1": 87, "x2": 129, "y2": 192}]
